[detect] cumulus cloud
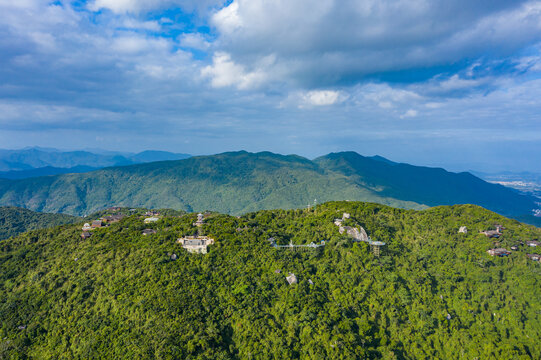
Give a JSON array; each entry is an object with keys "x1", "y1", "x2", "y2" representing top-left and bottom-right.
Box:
[
  {"x1": 210, "y1": 0, "x2": 541, "y2": 86},
  {"x1": 400, "y1": 109, "x2": 418, "y2": 119},
  {"x1": 89, "y1": 0, "x2": 226, "y2": 14},
  {"x1": 179, "y1": 33, "x2": 211, "y2": 50},
  {"x1": 201, "y1": 52, "x2": 272, "y2": 89},
  {"x1": 212, "y1": 1, "x2": 242, "y2": 34},
  {"x1": 302, "y1": 90, "x2": 344, "y2": 106}
]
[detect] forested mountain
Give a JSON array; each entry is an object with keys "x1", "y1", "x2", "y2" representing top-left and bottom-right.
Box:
[
  {"x1": 0, "y1": 151, "x2": 538, "y2": 223},
  {"x1": 0, "y1": 148, "x2": 190, "y2": 173},
  {"x1": 315, "y1": 152, "x2": 538, "y2": 217},
  {"x1": 0, "y1": 207, "x2": 80, "y2": 240},
  {"x1": 0, "y1": 201, "x2": 539, "y2": 358}
]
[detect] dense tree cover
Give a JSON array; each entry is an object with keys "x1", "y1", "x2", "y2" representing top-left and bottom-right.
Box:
[
  {"x1": 86, "y1": 207, "x2": 186, "y2": 220},
  {"x1": 0, "y1": 207, "x2": 80, "y2": 240},
  {"x1": 0, "y1": 201, "x2": 539, "y2": 359},
  {"x1": 0, "y1": 151, "x2": 537, "y2": 225}
]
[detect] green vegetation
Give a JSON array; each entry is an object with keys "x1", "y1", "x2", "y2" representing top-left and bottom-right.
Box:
[
  {"x1": 0, "y1": 206, "x2": 80, "y2": 240},
  {"x1": 0, "y1": 152, "x2": 537, "y2": 226},
  {"x1": 1, "y1": 201, "x2": 539, "y2": 359}
]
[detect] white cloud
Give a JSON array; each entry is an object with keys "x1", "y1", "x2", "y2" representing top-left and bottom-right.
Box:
[
  {"x1": 209, "y1": 0, "x2": 541, "y2": 87},
  {"x1": 361, "y1": 84, "x2": 423, "y2": 108},
  {"x1": 89, "y1": 0, "x2": 226, "y2": 14},
  {"x1": 302, "y1": 90, "x2": 343, "y2": 106},
  {"x1": 122, "y1": 18, "x2": 161, "y2": 32},
  {"x1": 212, "y1": 1, "x2": 242, "y2": 34},
  {"x1": 179, "y1": 33, "x2": 211, "y2": 50},
  {"x1": 201, "y1": 52, "x2": 270, "y2": 89},
  {"x1": 89, "y1": 0, "x2": 167, "y2": 13},
  {"x1": 400, "y1": 109, "x2": 418, "y2": 118}
]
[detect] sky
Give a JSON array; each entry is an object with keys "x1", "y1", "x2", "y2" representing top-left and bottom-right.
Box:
[{"x1": 0, "y1": 0, "x2": 540, "y2": 173}]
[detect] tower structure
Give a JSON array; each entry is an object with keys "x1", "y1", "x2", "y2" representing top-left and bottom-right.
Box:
[{"x1": 370, "y1": 241, "x2": 386, "y2": 257}]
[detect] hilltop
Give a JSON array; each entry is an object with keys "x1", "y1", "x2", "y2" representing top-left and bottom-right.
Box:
[
  {"x1": 0, "y1": 151, "x2": 538, "y2": 225},
  {"x1": 0, "y1": 207, "x2": 80, "y2": 240},
  {"x1": 0, "y1": 201, "x2": 539, "y2": 358}
]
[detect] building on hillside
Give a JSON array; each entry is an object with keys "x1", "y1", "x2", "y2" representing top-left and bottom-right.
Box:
[
  {"x1": 82, "y1": 223, "x2": 92, "y2": 231},
  {"x1": 286, "y1": 273, "x2": 297, "y2": 285},
  {"x1": 526, "y1": 253, "x2": 540, "y2": 261},
  {"x1": 334, "y1": 219, "x2": 343, "y2": 226},
  {"x1": 193, "y1": 213, "x2": 205, "y2": 227},
  {"x1": 526, "y1": 240, "x2": 539, "y2": 247},
  {"x1": 91, "y1": 220, "x2": 103, "y2": 228},
  {"x1": 142, "y1": 229, "x2": 157, "y2": 236},
  {"x1": 487, "y1": 248, "x2": 511, "y2": 257},
  {"x1": 81, "y1": 232, "x2": 92, "y2": 239},
  {"x1": 144, "y1": 217, "x2": 160, "y2": 224},
  {"x1": 177, "y1": 236, "x2": 215, "y2": 254},
  {"x1": 481, "y1": 230, "x2": 501, "y2": 238},
  {"x1": 458, "y1": 226, "x2": 468, "y2": 234},
  {"x1": 343, "y1": 213, "x2": 350, "y2": 219},
  {"x1": 102, "y1": 214, "x2": 126, "y2": 223}
]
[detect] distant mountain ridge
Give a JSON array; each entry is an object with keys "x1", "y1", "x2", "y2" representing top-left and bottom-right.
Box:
[
  {"x1": 0, "y1": 147, "x2": 191, "y2": 174},
  {"x1": 0, "y1": 151, "x2": 538, "y2": 223},
  {"x1": 0, "y1": 165, "x2": 100, "y2": 180}
]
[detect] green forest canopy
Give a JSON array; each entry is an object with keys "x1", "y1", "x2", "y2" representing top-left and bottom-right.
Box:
[
  {"x1": 0, "y1": 201, "x2": 540, "y2": 359},
  {"x1": 0, "y1": 206, "x2": 80, "y2": 240}
]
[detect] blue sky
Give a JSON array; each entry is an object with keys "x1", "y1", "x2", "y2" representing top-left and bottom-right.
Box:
[{"x1": 0, "y1": 0, "x2": 540, "y2": 172}]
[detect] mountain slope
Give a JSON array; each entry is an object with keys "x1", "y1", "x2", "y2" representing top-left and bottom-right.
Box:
[
  {"x1": 315, "y1": 152, "x2": 538, "y2": 216},
  {"x1": 0, "y1": 202, "x2": 539, "y2": 358},
  {"x1": 0, "y1": 151, "x2": 422, "y2": 216},
  {"x1": 0, "y1": 151, "x2": 537, "y2": 221},
  {"x1": 0, "y1": 206, "x2": 80, "y2": 240}
]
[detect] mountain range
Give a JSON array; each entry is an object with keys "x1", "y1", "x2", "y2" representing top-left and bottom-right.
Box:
[
  {"x1": 0, "y1": 147, "x2": 191, "y2": 176},
  {"x1": 0, "y1": 151, "x2": 538, "y2": 224}
]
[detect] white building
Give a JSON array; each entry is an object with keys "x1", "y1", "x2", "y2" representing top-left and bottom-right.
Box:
[{"x1": 177, "y1": 236, "x2": 215, "y2": 254}]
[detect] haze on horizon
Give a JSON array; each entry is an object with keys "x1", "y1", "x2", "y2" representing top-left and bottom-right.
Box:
[{"x1": 0, "y1": 0, "x2": 540, "y2": 173}]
